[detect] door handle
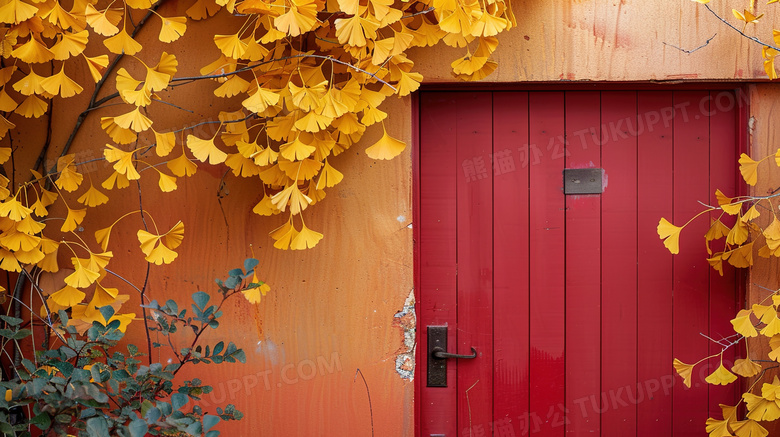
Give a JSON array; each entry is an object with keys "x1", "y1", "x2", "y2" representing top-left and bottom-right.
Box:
[
  {"x1": 432, "y1": 347, "x2": 477, "y2": 360},
  {"x1": 427, "y1": 326, "x2": 479, "y2": 387}
]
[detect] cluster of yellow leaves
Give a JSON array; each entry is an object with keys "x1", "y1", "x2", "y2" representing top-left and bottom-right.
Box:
[
  {"x1": 703, "y1": 404, "x2": 769, "y2": 437},
  {"x1": 80, "y1": 0, "x2": 512, "y2": 250},
  {"x1": 657, "y1": 150, "x2": 780, "y2": 275},
  {"x1": 663, "y1": 145, "x2": 780, "y2": 435},
  {"x1": 0, "y1": 154, "x2": 191, "y2": 334}
]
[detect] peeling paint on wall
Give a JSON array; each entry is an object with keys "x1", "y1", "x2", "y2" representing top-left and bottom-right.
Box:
[{"x1": 393, "y1": 289, "x2": 416, "y2": 380}]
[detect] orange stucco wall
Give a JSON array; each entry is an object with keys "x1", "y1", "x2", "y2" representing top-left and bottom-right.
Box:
[{"x1": 8, "y1": 0, "x2": 780, "y2": 435}]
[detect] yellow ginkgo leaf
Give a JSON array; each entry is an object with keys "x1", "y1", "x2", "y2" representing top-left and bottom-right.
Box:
[
  {"x1": 715, "y1": 189, "x2": 741, "y2": 215},
  {"x1": 242, "y1": 87, "x2": 280, "y2": 113},
  {"x1": 365, "y1": 127, "x2": 406, "y2": 160},
  {"x1": 732, "y1": 419, "x2": 769, "y2": 437},
  {"x1": 739, "y1": 153, "x2": 758, "y2": 186},
  {"x1": 726, "y1": 219, "x2": 748, "y2": 246},
  {"x1": 15, "y1": 95, "x2": 48, "y2": 118},
  {"x1": 214, "y1": 76, "x2": 249, "y2": 98},
  {"x1": 77, "y1": 183, "x2": 109, "y2": 207},
  {"x1": 290, "y1": 223, "x2": 323, "y2": 250},
  {"x1": 102, "y1": 170, "x2": 130, "y2": 190},
  {"x1": 55, "y1": 155, "x2": 83, "y2": 192},
  {"x1": 705, "y1": 219, "x2": 731, "y2": 241},
  {"x1": 84, "y1": 4, "x2": 119, "y2": 36},
  {"x1": 159, "y1": 16, "x2": 187, "y2": 43},
  {"x1": 271, "y1": 183, "x2": 311, "y2": 214},
  {"x1": 104, "y1": 145, "x2": 140, "y2": 180},
  {"x1": 732, "y1": 356, "x2": 762, "y2": 378},
  {"x1": 273, "y1": 0, "x2": 318, "y2": 37},
  {"x1": 61, "y1": 207, "x2": 86, "y2": 233},
  {"x1": 40, "y1": 65, "x2": 83, "y2": 98},
  {"x1": 0, "y1": 196, "x2": 31, "y2": 222},
  {"x1": 84, "y1": 55, "x2": 109, "y2": 83},
  {"x1": 733, "y1": 8, "x2": 763, "y2": 24},
  {"x1": 50, "y1": 30, "x2": 88, "y2": 60},
  {"x1": 112, "y1": 107, "x2": 152, "y2": 133},
  {"x1": 162, "y1": 221, "x2": 184, "y2": 250},
  {"x1": 49, "y1": 285, "x2": 85, "y2": 307},
  {"x1": 158, "y1": 172, "x2": 177, "y2": 192},
  {"x1": 731, "y1": 309, "x2": 758, "y2": 337},
  {"x1": 152, "y1": 130, "x2": 176, "y2": 157},
  {"x1": 252, "y1": 193, "x2": 276, "y2": 216},
  {"x1": 241, "y1": 281, "x2": 270, "y2": 304},
  {"x1": 144, "y1": 65, "x2": 170, "y2": 93},
  {"x1": 186, "y1": 135, "x2": 226, "y2": 164},
  {"x1": 146, "y1": 242, "x2": 178, "y2": 265},
  {"x1": 137, "y1": 230, "x2": 160, "y2": 256},
  {"x1": 744, "y1": 392, "x2": 780, "y2": 421},
  {"x1": 103, "y1": 28, "x2": 142, "y2": 55},
  {"x1": 271, "y1": 220, "x2": 298, "y2": 250},
  {"x1": 213, "y1": 33, "x2": 247, "y2": 59},
  {"x1": 0, "y1": 249, "x2": 21, "y2": 272},
  {"x1": 100, "y1": 117, "x2": 137, "y2": 144},
  {"x1": 705, "y1": 361, "x2": 738, "y2": 386},
  {"x1": 334, "y1": 14, "x2": 379, "y2": 47},
  {"x1": 94, "y1": 225, "x2": 113, "y2": 252},
  {"x1": 91, "y1": 282, "x2": 119, "y2": 307},
  {"x1": 742, "y1": 205, "x2": 760, "y2": 223},
  {"x1": 0, "y1": 0, "x2": 38, "y2": 25},
  {"x1": 761, "y1": 314, "x2": 780, "y2": 337},
  {"x1": 704, "y1": 417, "x2": 732, "y2": 437},
  {"x1": 279, "y1": 136, "x2": 316, "y2": 161},
  {"x1": 673, "y1": 358, "x2": 695, "y2": 388},
  {"x1": 11, "y1": 37, "x2": 53, "y2": 63},
  {"x1": 725, "y1": 242, "x2": 754, "y2": 268},
  {"x1": 167, "y1": 151, "x2": 197, "y2": 177},
  {"x1": 12, "y1": 69, "x2": 44, "y2": 96},
  {"x1": 0, "y1": 147, "x2": 10, "y2": 165},
  {"x1": 64, "y1": 261, "x2": 100, "y2": 288}
]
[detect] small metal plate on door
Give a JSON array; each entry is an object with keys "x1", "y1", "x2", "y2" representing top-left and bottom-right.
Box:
[
  {"x1": 427, "y1": 326, "x2": 448, "y2": 387},
  {"x1": 563, "y1": 168, "x2": 604, "y2": 194}
]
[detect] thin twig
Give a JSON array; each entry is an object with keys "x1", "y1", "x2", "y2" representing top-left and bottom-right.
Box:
[
  {"x1": 704, "y1": 4, "x2": 780, "y2": 51},
  {"x1": 663, "y1": 33, "x2": 717, "y2": 54}
]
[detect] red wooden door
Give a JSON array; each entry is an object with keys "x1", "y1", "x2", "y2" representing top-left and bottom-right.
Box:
[{"x1": 417, "y1": 90, "x2": 742, "y2": 436}]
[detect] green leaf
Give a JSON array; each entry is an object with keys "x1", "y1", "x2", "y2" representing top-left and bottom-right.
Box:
[
  {"x1": 213, "y1": 341, "x2": 224, "y2": 355},
  {"x1": 11, "y1": 329, "x2": 31, "y2": 340},
  {"x1": 206, "y1": 431, "x2": 220, "y2": 437},
  {"x1": 184, "y1": 421, "x2": 202, "y2": 436},
  {"x1": 129, "y1": 419, "x2": 148, "y2": 437},
  {"x1": 0, "y1": 315, "x2": 23, "y2": 326},
  {"x1": 98, "y1": 305, "x2": 115, "y2": 321},
  {"x1": 86, "y1": 416, "x2": 108, "y2": 437},
  {"x1": 244, "y1": 258, "x2": 259, "y2": 272},
  {"x1": 192, "y1": 291, "x2": 210, "y2": 309},
  {"x1": 224, "y1": 276, "x2": 240, "y2": 289},
  {"x1": 30, "y1": 412, "x2": 51, "y2": 431},
  {"x1": 228, "y1": 268, "x2": 243, "y2": 278},
  {"x1": 203, "y1": 415, "x2": 220, "y2": 433},
  {"x1": 145, "y1": 407, "x2": 161, "y2": 423},
  {"x1": 172, "y1": 392, "x2": 188, "y2": 411}
]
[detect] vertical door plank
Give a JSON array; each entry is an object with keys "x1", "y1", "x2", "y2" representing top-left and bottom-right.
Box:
[
  {"x1": 456, "y1": 92, "x2": 494, "y2": 435},
  {"x1": 419, "y1": 92, "x2": 459, "y2": 436},
  {"x1": 708, "y1": 90, "x2": 739, "y2": 417},
  {"x1": 528, "y1": 92, "x2": 566, "y2": 436},
  {"x1": 636, "y1": 91, "x2": 675, "y2": 437},
  {"x1": 563, "y1": 91, "x2": 602, "y2": 435},
  {"x1": 600, "y1": 91, "x2": 639, "y2": 435},
  {"x1": 672, "y1": 90, "x2": 712, "y2": 434},
  {"x1": 493, "y1": 92, "x2": 531, "y2": 429}
]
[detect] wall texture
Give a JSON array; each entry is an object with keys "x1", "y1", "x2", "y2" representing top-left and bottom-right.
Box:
[{"x1": 8, "y1": 0, "x2": 780, "y2": 435}]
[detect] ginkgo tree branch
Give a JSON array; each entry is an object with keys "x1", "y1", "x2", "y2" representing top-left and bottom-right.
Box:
[{"x1": 704, "y1": 3, "x2": 780, "y2": 51}]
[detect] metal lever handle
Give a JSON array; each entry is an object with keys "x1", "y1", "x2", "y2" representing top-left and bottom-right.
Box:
[{"x1": 432, "y1": 347, "x2": 477, "y2": 360}]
